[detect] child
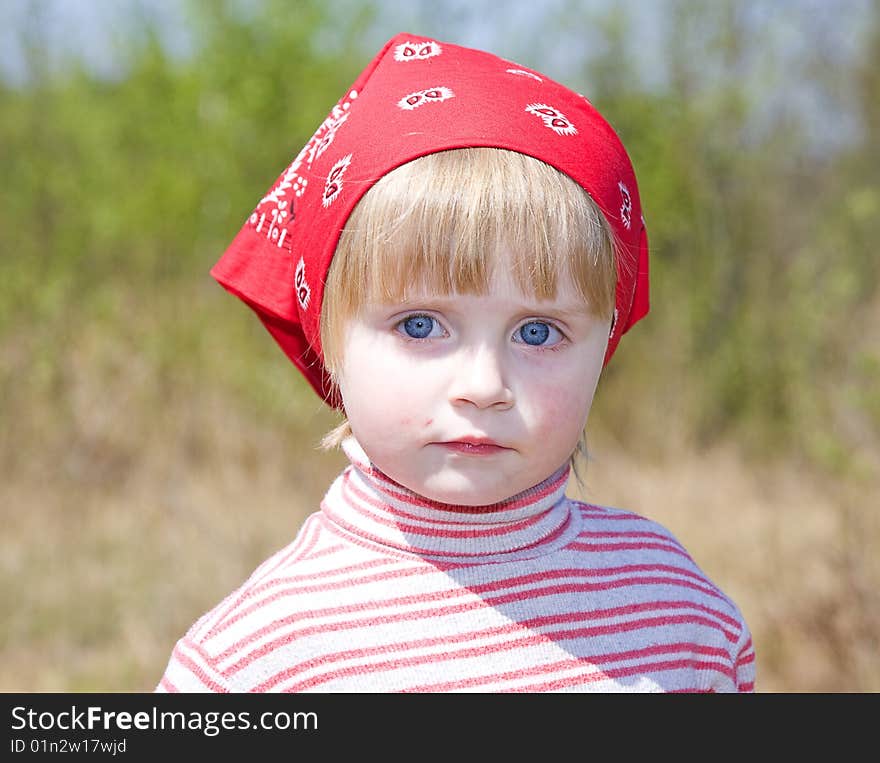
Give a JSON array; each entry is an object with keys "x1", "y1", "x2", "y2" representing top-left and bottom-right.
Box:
[{"x1": 156, "y1": 33, "x2": 755, "y2": 692}]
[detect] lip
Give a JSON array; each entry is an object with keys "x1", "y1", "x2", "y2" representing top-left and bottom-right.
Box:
[{"x1": 435, "y1": 437, "x2": 510, "y2": 455}]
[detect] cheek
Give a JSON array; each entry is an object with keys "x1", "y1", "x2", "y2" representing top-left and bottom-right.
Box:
[
  {"x1": 341, "y1": 345, "x2": 438, "y2": 422},
  {"x1": 526, "y1": 376, "x2": 594, "y2": 439}
]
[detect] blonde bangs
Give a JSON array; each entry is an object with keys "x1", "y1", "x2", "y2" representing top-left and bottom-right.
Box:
[{"x1": 321, "y1": 147, "x2": 617, "y2": 382}]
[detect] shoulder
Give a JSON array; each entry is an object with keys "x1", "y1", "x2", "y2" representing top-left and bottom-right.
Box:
[
  {"x1": 170, "y1": 513, "x2": 336, "y2": 654},
  {"x1": 570, "y1": 499, "x2": 692, "y2": 552},
  {"x1": 158, "y1": 513, "x2": 342, "y2": 691},
  {"x1": 568, "y1": 498, "x2": 749, "y2": 619},
  {"x1": 568, "y1": 499, "x2": 755, "y2": 687}
]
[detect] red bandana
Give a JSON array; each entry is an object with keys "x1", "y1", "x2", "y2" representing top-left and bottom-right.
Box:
[{"x1": 211, "y1": 32, "x2": 650, "y2": 409}]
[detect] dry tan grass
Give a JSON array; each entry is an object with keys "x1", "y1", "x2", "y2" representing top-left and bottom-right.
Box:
[
  {"x1": 578, "y1": 431, "x2": 880, "y2": 692},
  {"x1": 1, "y1": 384, "x2": 346, "y2": 692},
  {"x1": 1, "y1": 324, "x2": 878, "y2": 692}
]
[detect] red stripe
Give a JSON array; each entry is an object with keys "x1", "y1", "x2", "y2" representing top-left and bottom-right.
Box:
[
  {"x1": 318, "y1": 513, "x2": 576, "y2": 570},
  {"x1": 514, "y1": 658, "x2": 736, "y2": 693},
  {"x1": 736, "y1": 649, "x2": 756, "y2": 673},
  {"x1": 398, "y1": 644, "x2": 734, "y2": 692},
  {"x1": 255, "y1": 515, "x2": 321, "y2": 581},
  {"x1": 258, "y1": 556, "x2": 406, "y2": 587},
  {"x1": 298, "y1": 542, "x2": 346, "y2": 561},
  {"x1": 465, "y1": 563, "x2": 723, "y2": 597},
  {"x1": 273, "y1": 634, "x2": 718, "y2": 693},
  {"x1": 319, "y1": 515, "x2": 454, "y2": 560},
  {"x1": 402, "y1": 665, "x2": 611, "y2": 692},
  {"x1": 217, "y1": 570, "x2": 733, "y2": 670},
  {"x1": 229, "y1": 596, "x2": 737, "y2": 681},
  {"x1": 544, "y1": 613, "x2": 739, "y2": 645},
  {"x1": 172, "y1": 641, "x2": 229, "y2": 693},
  {"x1": 262, "y1": 607, "x2": 732, "y2": 690},
  {"x1": 205, "y1": 518, "x2": 321, "y2": 635},
  {"x1": 735, "y1": 636, "x2": 756, "y2": 690},
  {"x1": 258, "y1": 623, "x2": 530, "y2": 691},
  {"x1": 209, "y1": 557, "x2": 414, "y2": 634},
  {"x1": 482, "y1": 576, "x2": 728, "y2": 611},
  {"x1": 218, "y1": 588, "x2": 484, "y2": 670},
  {"x1": 324, "y1": 498, "x2": 572, "y2": 556},
  {"x1": 519, "y1": 596, "x2": 743, "y2": 632},
  {"x1": 347, "y1": 462, "x2": 569, "y2": 514},
  {"x1": 271, "y1": 619, "x2": 735, "y2": 692},
  {"x1": 227, "y1": 555, "x2": 415, "y2": 599},
  {"x1": 255, "y1": 614, "x2": 595, "y2": 690},
  {"x1": 569, "y1": 540, "x2": 692, "y2": 560},
  {"x1": 578, "y1": 529, "x2": 687, "y2": 548},
  {"x1": 736, "y1": 637, "x2": 755, "y2": 660},
  {"x1": 340, "y1": 471, "x2": 556, "y2": 537},
  {"x1": 214, "y1": 566, "x2": 730, "y2": 668},
  {"x1": 667, "y1": 688, "x2": 713, "y2": 693},
  {"x1": 577, "y1": 506, "x2": 648, "y2": 521},
  {"x1": 158, "y1": 675, "x2": 178, "y2": 692},
  {"x1": 210, "y1": 563, "x2": 439, "y2": 636},
  {"x1": 406, "y1": 648, "x2": 730, "y2": 692}
]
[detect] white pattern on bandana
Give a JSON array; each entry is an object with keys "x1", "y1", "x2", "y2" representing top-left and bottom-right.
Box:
[
  {"x1": 295, "y1": 257, "x2": 310, "y2": 310},
  {"x1": 525, "y1": 103, "x2": 577, "y2": 136},
  {"x1": 310, "y1": 111, "x2": 349, "y2": 168},
  {"x1": 247, "y1": 90, "x2": 359, "y2": 249},
  {"x1": 322, "y1": 154, "x2": 352, "y2": 208},
  {"x1": 397, "y1": 86, "x2": 455, "y2": 111},
  {"x1": 393, "y1": 41, "x2": 442, "y2": 61},
  {"x1": 618, "y1": 181, "x2": 632, "y2": 230},
  {"x1": 506, "y1": 68, "x2": 543, "y2": 82}
]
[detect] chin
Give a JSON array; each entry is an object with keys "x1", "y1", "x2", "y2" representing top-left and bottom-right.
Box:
[{"x1": 416, "y1": 479, "x2": 510, "y2": 508}]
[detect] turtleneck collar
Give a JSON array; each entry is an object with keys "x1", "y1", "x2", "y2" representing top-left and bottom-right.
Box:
[{"x1": 318, "y1": 437, "x2": 581, "y2": 561}]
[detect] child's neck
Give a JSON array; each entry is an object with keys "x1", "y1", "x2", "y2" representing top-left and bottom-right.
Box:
[{"x1": 316, "y1": 437, "x2": 579, "y2": 560}]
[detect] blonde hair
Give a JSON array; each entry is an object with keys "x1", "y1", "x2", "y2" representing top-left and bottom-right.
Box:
[{"x1": 318, "y1": 147, "x2": 617, "y2": 488}]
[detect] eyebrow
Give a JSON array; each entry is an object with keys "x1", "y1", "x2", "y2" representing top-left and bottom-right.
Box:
[
  {"x1": 536, "y1": 304, "x2": 594, "y2": 320},
  {"x1": 395, "y1": 295, "x2": 595, "y2": 320}
]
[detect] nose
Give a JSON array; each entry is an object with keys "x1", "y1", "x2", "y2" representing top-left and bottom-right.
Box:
[{"x1": 448, "y1": 343, "x2": 514, "y2": 410}]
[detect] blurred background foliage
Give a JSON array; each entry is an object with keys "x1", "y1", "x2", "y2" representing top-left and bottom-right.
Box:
[{"x1": 1, "y1": 0, "x2": 878, "y2": 691}]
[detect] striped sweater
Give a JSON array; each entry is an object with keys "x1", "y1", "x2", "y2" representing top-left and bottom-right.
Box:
[{"x1": 156, "y1": 437, "x2": 756, "y2": 692}]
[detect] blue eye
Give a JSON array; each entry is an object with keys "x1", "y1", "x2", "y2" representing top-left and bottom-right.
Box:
[
  {"x1": 518, "y1": 321, "x2": 551, "y2": 346},
  {"x1": 401, "y1": 315, "x2": 435, "y2": 339}
]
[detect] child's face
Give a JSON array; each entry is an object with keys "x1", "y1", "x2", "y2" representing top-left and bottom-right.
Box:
[{"x1": 337, "y1": 261, "x2": 610, "y2": 506}]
